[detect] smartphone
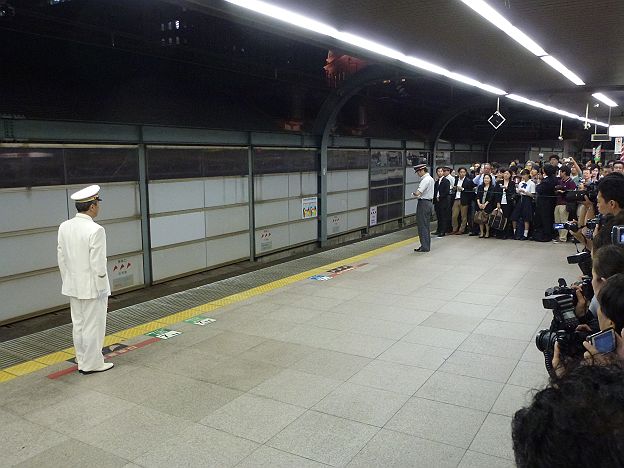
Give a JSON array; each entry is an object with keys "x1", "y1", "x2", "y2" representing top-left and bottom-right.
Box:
[
  {"x1": 553, "y1": 223, "x2": 565, "y2": 229},
  {"x1": 587, "y1": 328, "x2": 617, "y2": 354}
]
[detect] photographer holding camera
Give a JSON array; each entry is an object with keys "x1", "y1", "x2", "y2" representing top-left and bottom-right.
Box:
[{"x1": 554, "y1": 165, "x2": 577, "y2": 242}]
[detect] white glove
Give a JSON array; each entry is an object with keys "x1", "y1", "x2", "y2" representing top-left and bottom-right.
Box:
[{"x1": 97, "y1": 290, "x2": 109, "y2": 301}]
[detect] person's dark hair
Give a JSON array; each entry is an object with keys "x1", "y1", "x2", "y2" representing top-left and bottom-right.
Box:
[
  {"x1": 75, "y1": 201, "x2": 96, "y2": 213},
  {"x1": 606, "y1": 159, "x2": 616, "y2": 167},
  {"x1": 457, "y1": 166, "x2": 467, "y2": 174},
  {"x1": 559, "y1": 165, "x2": 571, "y2": 176},
  {"x1": 593, "y1": 245, "x2": 624, "y2": 280},
  {"x1": 512, "y1": 363, "x2": 624, "y2": 468},
  {"x1": 520, "y1": 169, "x2": 530, "y2": 177},
  {"x1": 597, "y1": 273, "x2": 624, "y2": 333},
  {"x1": 543, "y1": 164, "x2": 557, "y2": 177},
  {"x1": 482, "y1": 173, "x2": 493, "y2": 185},
  {"x1": 614, "y1": 161, "x2": 624, "y2": 169},
  {"x1": 549, "y1": 154, "x2": 560, "y2": 161},
  {"x1": 594, "y1": 211, "x2": 624, "y2": 251},
  {"x1": 597, "y1": 175, "x2": 624, "y2": 208}
]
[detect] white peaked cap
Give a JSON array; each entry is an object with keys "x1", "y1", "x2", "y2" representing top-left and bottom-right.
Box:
[{"x1": 70, "y1": 185, "x2": 101, "y2": 202}]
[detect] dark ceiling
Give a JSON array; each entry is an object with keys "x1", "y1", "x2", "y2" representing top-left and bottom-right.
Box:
[{"x1": 195, "y1": 0, "x2": 624, "y2": 121}]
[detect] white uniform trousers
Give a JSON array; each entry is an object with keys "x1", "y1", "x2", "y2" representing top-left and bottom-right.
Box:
[{"x1": 70, "y1": 297, "x2": 107, "y2": 371}]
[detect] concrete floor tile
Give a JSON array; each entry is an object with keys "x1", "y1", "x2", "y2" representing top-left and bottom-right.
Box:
[
  {"x1": 386, "y1": 397, "x2": 486, "y2": 449},
  {"x1": 473, "y1": 319, "x2": 538, "y2": 341},
  {"x1": 133, "y1": 423, "x2": 258, "y2": 467},
  {"x1": 24, "y1": 390, "x2": 136, "y2": 438},
  {"x1": 250, "y1": 369, "x2": 341, "y2": 407},
  {"x1": 458, "y1": 333, "x2": 529, "y2": 360},
  {"x1": 347, "y1": 359, "x2": 434, "y2": 395},
  {"x1": 74, "y1": 405, "x2": 191, "y2": 460},
  {"x1": 324, "y1": 332, "x2": 395, "y2": 358},
  {"x1": 401, "y1": 326, "x2": 469, "y2": 349},
  {"x1": 134, "y1": 347, "x2": 230, "y2": 380},
  {"x1": 419, "y1": 313, "x2": 482, "y2": 333},
  {"x1": 521, "y1": 341, "x2": 547, "y2": 364},
  {"x1": 292, "y1": 295, "x2": 346, "y2": 311},
  {"x1": 436, "y1": 302, "x2": 493, "y2": 319},
  {"x1": 416, "y1": 371, "x2": 503, "y2": 412},
  {"x1": 142, "y1": 379, "x2": 242, "y2": 422},
  {"x1": 190, "y1": 331, "x2": 266, "y2": 356},
  {"x1": 378, "y1": 341, "x2": 452, "y2": 370},
  {"x1": 458, "y1": 450, "x2": 515, "y2": 468},
  {"x1": 439, "y1": 351, "x2": 518, "y2": 383},
  {"x1": 0, "y1": 379, "x2": 82, "y2": 416},
  {"x1": 238, "y1": 339, "x2": 317, "y2": 367},
  {"x1": 507, "y1": 360, "x2": 549, "y2": 389},
  {"x1": 278, "y1": 324, "x2": 344, "y2": 348},
  {"x1": 237, "y1": 446, "x2": 327, "y2": 468},
  {"x1": 469, "y1": 413, "x2": 514, "y2": 460},
  {"x1": 0, "y1": 412, "x2": 68, "y2": 466},
  {"x1": 266, "y1": 306, "x2": 323, "y2": 324},
  {"x1": 267, "y1": 410, "x2": 379, "y2": 467},
  {"x1": 313, "y1": 382, "x2": 409, "y2": 427},
  {"x1": 491, "y1": 384, "x2": 535, "y2": 417},
  {"x1": 487, "y1": 306, "x2": 548, "y2": 326},
  {"x1": 201, "y1": 393, "x2": 304, "y2": 443},
  {"x1": 393, "y1": 295, "x2": 447, "y2": 312},
  {"x1": 291, "y1": 349, "x2": 371, "y2": 381},
  {"x1": 453, "y1": 292, "x2": 504, "y2": 307},
  {"x1": 343, "y1": 302, "x2": 435, "y2": 324},
  {"x1": 15, "y1": 438, "x2": 128, "y2": 468},
  {"x1": 347, "y1": 429, "x2": 464, "y2": 468},
  {"x1": 201, "y1": 357, "x2": 282, "y2": 391}
]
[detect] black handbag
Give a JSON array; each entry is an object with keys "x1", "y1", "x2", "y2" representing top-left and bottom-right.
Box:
[{"x1": 488, "y1": 209, "x2": 507, "y2": 230}]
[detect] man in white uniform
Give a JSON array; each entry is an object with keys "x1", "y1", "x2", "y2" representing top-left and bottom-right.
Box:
[
  {"x1": 57, "y1": 185, "x2": 113, "y2": 374},
  {"x1": 412, "y1": 164, "x2": 434, "y2": 252}
]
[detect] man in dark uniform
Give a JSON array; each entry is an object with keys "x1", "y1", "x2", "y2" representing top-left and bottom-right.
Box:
[
  {"x1": 435, "y1": 167, "x2": 452, "y2": 237},
  {"x1": 432, "y1": 167, "x2": 444, "y2": 236}
]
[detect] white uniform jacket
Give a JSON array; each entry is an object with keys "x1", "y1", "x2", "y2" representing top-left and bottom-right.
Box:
[{"x1": 57, "y1": 213, "x2": 111, "y2": 299}]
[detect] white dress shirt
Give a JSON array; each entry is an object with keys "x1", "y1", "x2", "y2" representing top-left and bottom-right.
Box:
[{"x1": 416, "y1": 173, "x2": 434, "y2": 200}]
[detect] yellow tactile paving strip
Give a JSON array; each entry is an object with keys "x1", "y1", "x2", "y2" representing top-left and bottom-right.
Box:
[{"x1": 0, "y1": 236, "x2": 417, "y2": 382}]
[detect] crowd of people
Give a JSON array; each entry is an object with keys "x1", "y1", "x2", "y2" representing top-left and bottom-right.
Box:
[{"x1": 427, "y1": 155, "x2": 624, "y2": 244}]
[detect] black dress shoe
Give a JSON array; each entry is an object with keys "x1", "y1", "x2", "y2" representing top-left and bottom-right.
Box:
[
  {"x1": 414, "y1": 247, "x2": 422, "y2": 252},
  {"x1": 437, "y1": 234, "x2": 445, "y2": 238},
  {"x1": 469, "y1": 232, "x2": 478, "y2": 236}
]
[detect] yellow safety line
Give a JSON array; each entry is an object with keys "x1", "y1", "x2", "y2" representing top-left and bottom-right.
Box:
[{"x1": 1, "y1": 235, "x2": 417, "y2": 380}]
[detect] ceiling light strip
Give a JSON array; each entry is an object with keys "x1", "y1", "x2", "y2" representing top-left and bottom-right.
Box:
[
  {"x1": 224, "y1": 0, "x2": 608, "y2": 126},
  {"x1": 459, "y1": 0, "x2": 587, "y2": 86},
  {"x1": 592, "y1": 93, "x2": 619, "y2": 108}
]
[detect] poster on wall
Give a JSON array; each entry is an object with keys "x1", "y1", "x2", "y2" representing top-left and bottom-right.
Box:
[
  {"x1": 302, "y1": 197, "x2": 318, "y2": 219},
  {"x1": 615, "y1": 137, "x2": 623, "y2": 156},
  {"x1": 111, "y1": 258, "x2": 134, "y2": 290},
  {"x1": 370, "y1": 206, "x2": 378, "y2": 226}
]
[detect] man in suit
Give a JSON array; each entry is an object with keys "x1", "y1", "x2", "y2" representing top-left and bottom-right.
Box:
[
  {"x1": 450, "y1": 167, "x2": 476, "y2": 234},
  {"x1": 432, "y1": 167, "x2": 444, "y2": 236},
  {"x1": 57, "y1": 185, "x2": 114, "y2": 374},
  {"x1": 434, "y1": 167, "x2": 451, "y2": 237}
]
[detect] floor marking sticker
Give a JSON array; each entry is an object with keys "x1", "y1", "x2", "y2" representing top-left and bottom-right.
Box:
[
  {"x1": 184, "y1": 316, "x2": 216, "y2": 326},
  {"x1": 145, "y1": 328, "x2": 182, "y2": 340}
]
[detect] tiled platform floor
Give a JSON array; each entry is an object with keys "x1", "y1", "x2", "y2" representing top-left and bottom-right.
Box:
[{"x1": 0, "y1": 232, "x2": 579, "y2": 467}]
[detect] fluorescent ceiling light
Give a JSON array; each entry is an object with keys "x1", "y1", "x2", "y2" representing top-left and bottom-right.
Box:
[
  {"x1": 224, "y1": 0, "x2": 338, "y2": 36},
  {"x1": 609, "y1": 125, "x2": 624, "y2": 137},
  {"x1": 506, "y1": 94, "x2": 608, "y2": 127},
  {"x1": 224, "y1": 0, "x2": 601, "y2": 122},
  {"x1": 459, "y1": 0, "x2": 547, "y2": 56},
  {"x1": 592, "y1": 93, "x2": 618, "y2": 107},
  {"x1": 540, "y1": 56, "x2": 585, "y2": 85}
]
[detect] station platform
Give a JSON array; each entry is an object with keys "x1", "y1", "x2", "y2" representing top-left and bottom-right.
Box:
[{"x1": 0, "y1": 228, "x2": 579, "y2": 467}]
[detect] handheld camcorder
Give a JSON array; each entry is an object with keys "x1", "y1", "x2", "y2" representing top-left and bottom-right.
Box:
[
  {"x1": 565, "y1": 183, "x2": 598, "y2": 203},
  {"x1": 612, "y1": 226, "x2": 624, "y2": 246}
]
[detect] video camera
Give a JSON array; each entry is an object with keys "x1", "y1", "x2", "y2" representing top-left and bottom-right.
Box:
[
  {"x1": 565, "y1": 182, "x2": 598, "y2": 203},
  {"x1": 612, "y1": 226, "x2": 624, "y2": 246},
  {"x1": 536, "y1": 275, "x2": 594, "y2": 378}
]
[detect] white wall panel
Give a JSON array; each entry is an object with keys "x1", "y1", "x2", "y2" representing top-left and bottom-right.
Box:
[
  {"x1": 289, "y1": 219, "x2": 317, "y2": 245},
  {"x1": 205, "y1": 205, "x2": 249, "y2": 237},
  {"x1": 152, "y1": 242, "x2": 207, "y2": 281},
  {"x1": 327, "y1": 213, "x2": 347, "y2": 236},
  {"x1": 254, "y1": 174, "x2": 289, "y2": 201},
  {"x1": 287, "y1": 173, "x2": 302, "y2": 197},
  {"x1": 150, "y1": 211, "x2": 205, "y2": 248},
  {"x1": 327, "y1": 193, "x2": 348, "y2": 214},
  {"x1": 348, "y1": 209, "x2": 368, "y2": 230},
  {"x1": 348, "y1": 170, "x2": 369, "y2": 190},
  {"x1": 255, "y1": 224, "x2": 289, "y2": 254},
  {"x1": 405, "y1": 199, "x2": 418, "y2": 216},
  {"x1": 0, "y1": 231, "x2": 58, "y2": 277},
  {"x1": 405, "y1": 183, "x2": 419, "y2": 198},
  {"x1": 327, "y1": 171, "x2": 348, "y2": 192},
  {"x1": 149, "y1": 180, "x2": 204, "y2": 213},
  {"x1": 207, "y1": 233, "x2": 250, "y2": 267},
  {"x1": 299, "y1": 172, "x2": 318, "y2": 195},
  {"x1": 347, "y1": 190, "x2": 368, "y2": 210},
  {"x1": 104, "y1": 220, "x2": 142, "y2": 256},
  {"x1": 67, "y1": 183, "x2": 139, "y2": 221},
  {"x1": 108, "y1": 253, "x2": 144, "y2": 290},
  {"x1": 0, "y1": 272, "x2": 65, "y2": 323},
  {"x1": 205, "y1": 177, "x2": 248, "y2": 207},
  {"x1": 255, "y1": 200, "x2": 289, "y2": 227},
  {"x1": 0, "y1": 188, "x2": 67, "y2": 233}
]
